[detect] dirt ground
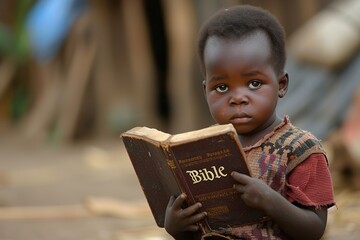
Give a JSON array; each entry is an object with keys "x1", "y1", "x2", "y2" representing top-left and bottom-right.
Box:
[{"x1": 0, "y1": 136, "x2": 359, "y2": 240}]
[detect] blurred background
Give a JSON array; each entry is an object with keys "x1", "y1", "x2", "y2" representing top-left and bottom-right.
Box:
[{"x1": 0, "y1": 0, "x2": 359, "y2": 239}]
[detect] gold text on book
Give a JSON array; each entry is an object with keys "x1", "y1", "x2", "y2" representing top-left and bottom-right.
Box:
[{"x1": 186, "y1": 165, "x2": 227, "y2": 184}]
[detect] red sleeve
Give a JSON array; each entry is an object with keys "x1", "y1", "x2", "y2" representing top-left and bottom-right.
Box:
[{"x1": 286, "y1": 153, "x2": 335, "y2": 208}]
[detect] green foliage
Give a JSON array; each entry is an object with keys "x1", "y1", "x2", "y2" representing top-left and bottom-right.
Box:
[
  {"x1": 0, "y1": 0, "x2": 35, "y2": 62},
  {"x1": 0, "y1": 23, "x2": 15, "y2": 57},
  {"x1": 11, "y1": 83, "x2": 29, "y2": 122}
]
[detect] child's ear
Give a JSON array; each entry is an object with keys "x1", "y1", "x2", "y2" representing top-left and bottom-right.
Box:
[
  {"x1": 278, "y1": 72, "x2": 289, "y2": 98},
  {"x1": 202, "y1": 80, "x2": 207, "y2": 98}
]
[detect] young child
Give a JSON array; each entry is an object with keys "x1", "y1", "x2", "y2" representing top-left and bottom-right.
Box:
[{"x1": 164, "y1": 5, "x2": 335, "y2": 240}]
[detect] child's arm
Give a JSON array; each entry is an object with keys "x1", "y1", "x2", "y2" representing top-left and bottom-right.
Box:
[
  {"x1": 164, "y1": 194, "x2": 207, "y2": 240},
  {"x1": 231, "y1": 172, "x2": 327, "y2": 240}
]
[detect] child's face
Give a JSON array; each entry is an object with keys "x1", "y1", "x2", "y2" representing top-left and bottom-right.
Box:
[{"x1": 203, "y1": 31, "x2": 288, "y2": 135}]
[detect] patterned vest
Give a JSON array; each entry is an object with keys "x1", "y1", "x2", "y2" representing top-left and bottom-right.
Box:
[{"x1": 202, "y1": 117, "x2": 326, "y2": 240}]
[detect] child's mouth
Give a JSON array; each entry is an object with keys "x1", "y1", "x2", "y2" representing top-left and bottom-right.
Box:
[{"x1": 230, "y1": 112, "x2": 252, "y2": 124}]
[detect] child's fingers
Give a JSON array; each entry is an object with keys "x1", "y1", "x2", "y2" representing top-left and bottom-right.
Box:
[
  {"x1": 184, "y1": 212, "x2": 207, "y2": 231},
  {"x1": 167, "y1": 195, "x2": 176, "y2": 208},
  {"x1": 231, "y1": 171, "x2": 251, "y2": 184},
  {"x1": 170, "y1": 193, "x2": 187, "y2": 209},
  {"x1": 181, "y1": 202, "x2": 203, "y2": 217},
  {"x1": 185, "y1": 224, "x2": 200, "y2": 232},
  {"x1": 233, "y1": 183, "x2": 246, "y2": 193},
  {"x1": 191, "y1": 211, "x2": 207, "y2": 223}
]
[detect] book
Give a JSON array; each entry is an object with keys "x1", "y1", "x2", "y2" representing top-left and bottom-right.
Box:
[{"x1": 121, "y1": 124, "x2": 267, "y2": 233}]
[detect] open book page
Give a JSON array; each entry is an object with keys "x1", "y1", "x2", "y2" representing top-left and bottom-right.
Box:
[
  {"x1": 124, "y1": 126, "x2": 171, "y2": 144},
  {"x1": 170, "y1": 124, "x2": 235, "y2": 144}
]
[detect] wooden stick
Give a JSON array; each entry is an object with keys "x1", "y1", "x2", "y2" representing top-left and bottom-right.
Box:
[
  {"x1": 90, "y1": 1, "x2": 130, "y2": 136},
  {"x1": 0, "y1": 205, "x2": 90, "y2": 220},
  {"x1": 0, "y1": 59, "x2": 16, "y2": 99},
  {"x1": 20, "y1": 60, "x2": 62, "y2": 141},
  {"x1": 0, "y1": 197, "x2": 151, "y2": 220},
  {"x1": 56, "y1": 11, "x2": 96, "y2": 142},
  {"x1": 84, "y1": 197, "x2": 152, "y2": 219},
  {"x1": 120, "y1": 0, "x2": 160, "y2": 128},
  {"x1": 162, "y1": 0, "x2": 198, "y2": 132}
]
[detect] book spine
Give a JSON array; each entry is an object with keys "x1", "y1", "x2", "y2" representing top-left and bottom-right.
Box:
[{"x1": 163, "y1": 145, "x2": 211, "y2": 234}]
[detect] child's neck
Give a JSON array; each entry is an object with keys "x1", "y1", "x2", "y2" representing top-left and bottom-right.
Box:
[{"x1": 238, "y1": 116, "x2": 282, "y2": 147}]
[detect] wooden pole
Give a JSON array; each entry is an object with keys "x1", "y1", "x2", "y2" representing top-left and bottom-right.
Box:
[
  {"x1": 162, "y1": 0, "x2": 198, "y2": 133},
  {"x1": 120, "y1": 0, "x2": 160, "y2": 128},
  {"x1": 56, "y1": 11, "x2": 96, "y2": 142}
]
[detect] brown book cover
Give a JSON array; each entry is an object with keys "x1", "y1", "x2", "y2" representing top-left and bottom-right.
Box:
[{"x1": 121, "y1": 124, "x2": 267, "y2": 233}]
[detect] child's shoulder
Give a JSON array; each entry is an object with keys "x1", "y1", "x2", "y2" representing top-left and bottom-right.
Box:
[
  {"x1": 247, "y1": 116, "x2": 322, "y2": 151},
  {"x1": 281, "y1": 117, "x2": 322, "y2": 148},
  {"x1": 274, "y1": 116, "x2": 326, "y2": 172}
]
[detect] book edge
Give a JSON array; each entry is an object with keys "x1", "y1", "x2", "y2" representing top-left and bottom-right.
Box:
[{"x1": 169, "y1": 124, "x2": 236, "y2": 144}]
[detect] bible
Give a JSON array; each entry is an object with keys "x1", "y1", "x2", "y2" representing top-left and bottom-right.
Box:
[{"x1": 121, "y1": 124, "x2": 267, "y2": 233}]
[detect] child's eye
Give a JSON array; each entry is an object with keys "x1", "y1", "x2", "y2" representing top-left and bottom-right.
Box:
[
  {"x1": 215, "y1": 84, "x2": 229, "y2": 93},
  {"x1": 248, "y1": 80, "x2": 262, "y2": 89}
]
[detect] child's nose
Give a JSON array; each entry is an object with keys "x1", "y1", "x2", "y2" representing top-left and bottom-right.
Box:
[{"x1": 229, "y1": 88, "x2": 249, "y2": 105}]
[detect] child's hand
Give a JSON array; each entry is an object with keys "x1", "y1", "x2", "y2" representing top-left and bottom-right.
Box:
[
  {"x1": 164, "y1": 193, "x2": 207, "y2": 238},
  {"x1": 231, "y1": 172, "x2": 276, "y2": 211}
]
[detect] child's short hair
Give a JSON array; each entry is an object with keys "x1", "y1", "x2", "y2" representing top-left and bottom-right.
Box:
[{"x1": 198, "y1": 5, "x2": 286, "y2": 76}]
